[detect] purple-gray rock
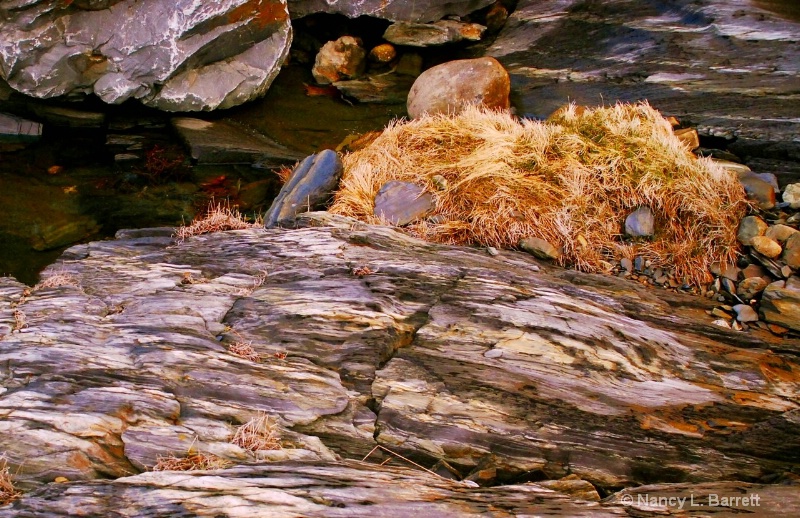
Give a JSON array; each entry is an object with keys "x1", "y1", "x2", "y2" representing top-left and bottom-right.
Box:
[
  {"x1": 737, "y1": 216, "x2": 769, "y2": 246},
  {"x1": 0, "y1": 112, "x2": 42, "y2": 142},
  {"x1": 624, "y1": 206, "x2": 655, "y2": 238},
  {"x1": 373, "y1": 181, "x2": 435, "y2": 226},
  {"x1": 287, "y1": 0, "x2": 495, "y2": 23},
  {"x1": 0, "y1": 0, "x2": 292, "y2": 112},
  {"x1": 264, "y1": 150, "x2": 344, "y2": 227},
  {"x1": 732, "y1": 304, "x2": 758, "y2": 323}
]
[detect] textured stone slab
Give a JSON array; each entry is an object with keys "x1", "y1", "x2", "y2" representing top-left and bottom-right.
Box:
[
  {"x1": 0, "y1": 0, "x2": 292, "y2": 111},
  {"x1": 287, "y1": 0, "x2": 495, "y2": 23},
  {"x1": 172, "y1": 118, "x2": 302, "y2": 165},
  {"x1": 0, "y1": 112, "x2": 41, "y2": 141}
]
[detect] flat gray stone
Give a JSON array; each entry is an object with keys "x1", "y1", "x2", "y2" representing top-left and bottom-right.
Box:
[
  {"x1": 172, "y1": 118, "x2": 302, "y2": 165},
  {"x1": 373, "y1": 181, "x2": 434, "y2": 225},
  {"x1": 0, "y1": 112, "x2": 42, "y2": 141}
]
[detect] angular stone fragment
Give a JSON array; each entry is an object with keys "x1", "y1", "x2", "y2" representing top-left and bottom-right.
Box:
[
  {"x1": 624, "y1": 206, "x2": 655, "y2": 237},
  {"x1": 373, "y1": 181, "x2": 434, "y2": 225},
  {"x1": 383, "y1": 20, "x2": 486, "y2": 47},
  {"x1": 519, "y1": 236, "x2": 561, "y2": 260},
  {"x1": 312, "y1": 36, "x2": 367, "y2": 85},
  {"x1": 264, "y1": 150, "x2": 344, "y2": 227},
  {"x1": 407, "y1": 57, "x2": 510, "y2": 119},
  {"x1": 732, "y1": 304, "x2": 758, "y2": 323},
  {"x1": 737, "y1": 277, "x2": 769, "y2": 301},
  {"x1": 760, "y1": 276, "x2": 800, "y2": 331},
  {"x1": 674, "y1": 127, "x2": 699, "y2": 150},
  {"x1": 0, "y1": 112, "x2": 42, "y2": 142}
]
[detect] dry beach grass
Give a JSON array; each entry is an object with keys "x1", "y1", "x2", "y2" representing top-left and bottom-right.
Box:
[
  {"x1": 174, "y1": 202, "x2": 260, "y2": 242},
  {"x1": 330, "y1": 103, "x2": 749, "y2": 286},
  {"x1": 231, "y1": 412, "x2": 282, "y2": 452},
  {"x1": 0, "y1": 457, "x2": 21, "y2": 506}
]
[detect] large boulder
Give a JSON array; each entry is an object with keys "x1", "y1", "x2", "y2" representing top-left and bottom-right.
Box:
[
  {"x1": 0, "y1": 0, "x2": 292, "y2": 111},
  {"x1": 287, "y1": 0, "x2": 495, "y2": 23},
  {"x1": 407, "y1": 57, "x2": 510, "y2": 118}
]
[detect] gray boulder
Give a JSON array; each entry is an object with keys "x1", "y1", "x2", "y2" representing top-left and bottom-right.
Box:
[
  {"x1": 287, "y1": 0, "x2": 495, "y2": 23},
  {"x1": 0, "y1": 0, "x2": 292, "y2": 112},
  {"x1": 264, "y1": 150, "x2": 343, "y2": 227}
]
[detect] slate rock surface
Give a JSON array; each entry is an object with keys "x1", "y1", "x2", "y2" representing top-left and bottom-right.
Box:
[
  {"x1": 287, "y1": 0, "x2": 495, "y2": 23},
  {"x1": 0, "y1": 0, "x2": 292, "y2": 111}
]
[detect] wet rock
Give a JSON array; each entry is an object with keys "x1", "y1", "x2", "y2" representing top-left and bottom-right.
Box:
[
  {"x1": 0, "y1": 0, "x2": 292, "y2": 111},
  {"x1": 333, "y1": 75, "x2": 415, "y2": 104},
  {"x1": 624, "y1": 206, "x2": 655, "y2": 237},
  {"x1": 737, "y1": 277, "x2": 769, "y2": 301},
  {"x1": 373, "y1": 181, "x2": 435, "y2": 225},
  {"x1": 312, "y1": 37, "x2": 367, "y2": 85},
  {"x1": 395, "y1": 53, "x2": 424, "y2": 77},
  {"x1": 760, "y1": 276, "x2": 800, "y2": 331},
  {"x1": 288, "y1": 0, "x2": 496, "y2": 23},
  {"x1": 28, "y1": 105, "x2": 105, "y2": 128},
  {"x1": 383, "y1": 20, "x2": 486, "y2": 47},
  {"x1": 784, "y1": 183, "x2": 800, "y2": 209},
  {"x1": 519, "y1": 236, "x2": 561, "y2": 261},
  {"x1": 407, "y1": 57, "x2": 510, "y2": 119},
  {"x1": 238, "y1": 179, "x2": 276, "y2": 211},
  {"x1": 784, "y1": 233, "x2": 800, "y2": 269},
  {"x1": 368, "y1": 44, "x2": 397, "y2": 64},
  {"x1": 30, "y1": 217, "x2": 101, "y2": 251},
  {"x1": 172, "y1": 118, "x2": 302, "y2": 166},
  {"x1": 738, "y1": 171, "x2": 777, "y2": 210},
  {"x1": 766, "y1": 224, "x2": 798, "y2": 243},
  {"x1": 264, "y1": 150, "x2": 343, "y2": 227},
  {"x1": 732, "y1": 304, "x2": 758, "y2": 323},
  {"x1": 0, "y1": 112, "x2": 42, "y2": 142},
  {"x1": 751, "y1": 236, "x2": 782, "y2": 259},
  {"x1": 737, "y1": 216, "x2": 768, "y2": 246}
]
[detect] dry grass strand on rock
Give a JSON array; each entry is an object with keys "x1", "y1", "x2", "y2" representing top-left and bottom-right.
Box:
[
  {"x1": 34, "y1": 272, "x2": 80, "y2": 291},
  {"x1": 330, "y1": 103, "x2": 748, "y2": 285},
  {"x1": 174, "y1": 202, "x2": 260, "y2": 242},
  {"x1": 0, "y1": 457, "x2": 21, "y2": 506},
  {"x1": 231, "y1": 412, "x2": 282, "y2": 452},
  {"x1": 152, "y1": 452, "x2": 231, "y2": 472}
]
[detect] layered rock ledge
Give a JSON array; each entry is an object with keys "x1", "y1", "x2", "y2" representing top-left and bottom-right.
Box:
[{"x1": 1, "y1": 213, "x2": 798, "y2": 515}]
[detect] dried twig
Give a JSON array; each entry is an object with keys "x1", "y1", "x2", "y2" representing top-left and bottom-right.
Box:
[{"x1": 230, "y1": 412, "x2": 282, "y2": 452}]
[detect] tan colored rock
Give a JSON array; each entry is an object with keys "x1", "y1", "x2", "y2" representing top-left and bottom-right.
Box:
[
  {"x1": 737, "y1": 277, "x2": 769, "y2": 300},
  {"x1": 750, "y1": 236, "x2": 782, "y2": 258},
  {"x1": 765, "y1": 224, "x2": 798, "y2": 243},
  {"x1": 538, "y1": 474, "x2": 601, "y2": 501},
  {"x1": 783, "y1": 183, "x2": 800, "y2": 209},
  {"x1": 407, "y1": 57, "x2": 510, "y2": 119},
  {"x1": 312, "y1": 36, "x2": 366, "y2": 85},
  {"x1": 519, "y1": 236, "x2": 561, "y2": 260}
]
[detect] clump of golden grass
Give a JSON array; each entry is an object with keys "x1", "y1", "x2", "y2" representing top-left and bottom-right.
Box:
[
  {"x1": 11, "y1": 310, "x2": 26, "y2": 333},
  {"x1": 33, "y1": 272, "x2": 80, "y2": 291},
  {"x1": 330, "y1": 103, "x2": 749, "y2": 285},
  {"x1": 174, "y1": 202, "x2": 261, "y2": 243},
  {"x1": 0, "y1": 457, "x2": 21, "y2": 506},
  {"x1": 152, "y1": 451, "x2": 231, "y2": 472},
  {"x1": 230, "y1": 412, "x2": 282, "y2": 452}
]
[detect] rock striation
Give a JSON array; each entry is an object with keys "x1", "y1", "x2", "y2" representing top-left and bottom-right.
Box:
[
  {"x1": 0, "y1": 0, "x2": 292, "y2": 111},
  {"x1": 287, "y1": 0, "x2": 495, "y2": 23},
  {"x1": 1, "y1": 212, "x2": 798, "y2": 516}
]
